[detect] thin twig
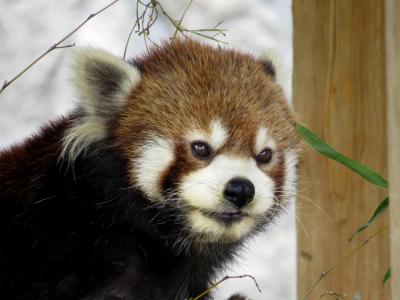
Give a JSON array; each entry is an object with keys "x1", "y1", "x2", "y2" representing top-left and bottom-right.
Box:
[
  {"x1": 54, "y1": 43, "x2": 76, "y2": 50},
  {"x1": 301, "y1": 225, "x2": 389, "y2": 300},
  {"x1": 172, "y1": 0, "x2": 193, "y2": 39},
  {"x1": 136, "y1": 0, "x2": 141, "y2": 33},
  {"x1": 156, "y1": 0, "x2": 226, "y2": 45},
  {"x1": 0, "y1": 0, "x2": 121, "y2": 95},
  {"x1": 123, "y1": 19, "x2": 140, "y2": 59},
  {"x1": 319, "y1": 291, "x2": 347, "y2": 299},
  {"x1": 122, "y1": 0, "x2": 227, "y2": 57},
  {"x1": 187, "y1": 30, "x2": 227, "y2": 44},
  {"x1": 191, "y1": 274, "x2": 261, "y2": 300}
]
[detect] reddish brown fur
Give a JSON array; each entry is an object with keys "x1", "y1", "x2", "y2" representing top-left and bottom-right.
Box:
[
  {"x1": 114, "y1": 39, "x2": 300, "y2": 192},
  {"x1": 0, "y1": 39, "x2": 299, "y2": 300}
]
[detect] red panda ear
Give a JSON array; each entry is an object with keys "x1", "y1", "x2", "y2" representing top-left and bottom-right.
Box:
[
  {"x1": 259, "y1": 53, "x2": 291, "y2": 100},
  {"x1": 61, "y1": 48, "x2": 141, "y2": 161},
  {"x1": 71, "y1": 48, "x2": 141, "y2": 119},
  {"x1": 260, "y1": 59, "x2": 276, "y2": 78}
]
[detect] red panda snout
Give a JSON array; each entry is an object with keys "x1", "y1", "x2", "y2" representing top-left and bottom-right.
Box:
[
  {"x1": 223, "y1": 177, "x2": 255, "y2": 208},
  {"x1": 130, "y1": 117, "x2": 294, "y2": 243}
]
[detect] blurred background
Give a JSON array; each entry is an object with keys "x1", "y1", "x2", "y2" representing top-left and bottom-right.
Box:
[{"x1": 0, "y1": 1, "x2": 295, "y2": 299}]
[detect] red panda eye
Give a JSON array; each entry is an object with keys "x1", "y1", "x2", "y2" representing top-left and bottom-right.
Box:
[
  {"x1": 191, "y1": 141, "x2": 212, "y2": 160},
  {"x1": 256, "y1": 148, "x2": 273, "y2": 164}
]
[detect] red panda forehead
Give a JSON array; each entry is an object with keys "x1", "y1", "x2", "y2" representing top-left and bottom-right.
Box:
[
  {"x1": 122, "y1": 89, "x2": 298, "y2": 152},
  {"x1": 137, "y1": 40, "x2": 272, "y2": 94},
  {"x1": 181, "y1": 118, "x2": 278, "y2": 155},
  {"x1": 117, "y1": 40, "x2": 299, "y2": 151}
]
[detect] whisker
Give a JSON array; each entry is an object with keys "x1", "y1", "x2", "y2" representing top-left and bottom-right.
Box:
[{"x1": 296, "y1": 215, "x2": 314, "y2": 250}]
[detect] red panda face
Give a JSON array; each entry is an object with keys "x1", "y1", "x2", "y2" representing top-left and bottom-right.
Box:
[
  {"x1": 121, "y1": 120, "x2": 298, "y2": 243},
  {"x1": 116, "y1": 41, "x2": 300, "y2": 243},
  {"x1": 63, "y1": 40, "x2": 300, "y2": 245}
]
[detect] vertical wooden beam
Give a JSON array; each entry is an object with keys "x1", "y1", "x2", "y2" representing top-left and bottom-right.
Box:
[
  {"x1": 385, "y1": 0, "x2": 400, "y2": 298},
  {"x1": 293, "y1": 1, "x2": 390, "y2": 299}
]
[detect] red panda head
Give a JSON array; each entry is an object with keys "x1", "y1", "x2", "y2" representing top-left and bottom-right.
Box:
[{"x1": 63, "y1": 39, "x2": 300, "y2": 245}]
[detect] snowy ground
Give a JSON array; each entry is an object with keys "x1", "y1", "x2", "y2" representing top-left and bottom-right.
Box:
[{"x1": 0, "y1": 1, "x2": 295, "y2": 299}]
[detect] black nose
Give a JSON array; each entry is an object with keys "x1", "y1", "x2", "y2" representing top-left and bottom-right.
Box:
[{"x1": 223, "y1": 178, "x2": 255, "y2": 208}]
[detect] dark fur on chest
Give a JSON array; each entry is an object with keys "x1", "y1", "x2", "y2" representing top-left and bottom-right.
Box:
[{"x1": 0, "y1": 119, "x2": 237, "y2": 300}]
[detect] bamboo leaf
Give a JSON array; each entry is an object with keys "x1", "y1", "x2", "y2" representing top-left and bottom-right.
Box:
[
  {"x1": 383, "y1": 268, "x2": 391, "y2": 285},
  {"x1": 348, "y1": 197, "x2": 389, "y2": 241},
  {"x1": 296, "y1": 124, "x2": 388, "y2": 189}
]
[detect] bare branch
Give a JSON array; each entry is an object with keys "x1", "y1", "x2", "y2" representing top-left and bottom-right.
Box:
[
  {"x1": 0, "y1": 0, "x2": 121, "y2": 95},
  {"x1": 191, "y1": 274, "x2": 261, "y2": 300},
  {"x1": 53, "y1": 43, "x2": 76, "y2": 50},
  {"x1": 2, "y1": 0, "x2": 226, "y2": 95},
  {"x1": 319, "y1": 291, "x2": 347, "y2": 300},
  {"x1": 123, "y1": 19, "x2": 140, "y2": 60},
  {"x1": 123, "y1": 0, "x2": 227, "y2": 57},
  {"x1": 301, "y1": 225, "x2": 389, "y2": 300},
  {"x1": 172, "y1": 0, "x2": 193, "y2": 39}
]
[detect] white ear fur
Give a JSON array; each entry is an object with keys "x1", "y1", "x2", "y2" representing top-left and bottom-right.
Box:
[
  {"x1": 261, "y1": 49, "x2": 292, "y2": 101},
  {"x1": 61, "y1": 48, "x2": 141, "y2": 161}
]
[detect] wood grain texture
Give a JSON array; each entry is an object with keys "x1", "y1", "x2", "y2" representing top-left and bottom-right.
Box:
[
  {"x1": 385, "y1": 0, "x2": 400, "y2": 298},
  {"x1": 293, "y1": 1, "x2": 390, "y2": 299}
]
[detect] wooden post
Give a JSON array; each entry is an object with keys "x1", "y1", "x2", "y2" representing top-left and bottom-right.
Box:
[
  {"x1": 385, "y1": 0, "x2": 400, "y2": 298},
  {"x1": 293, "y1": 1, "x2": 390, "y2": 299}
]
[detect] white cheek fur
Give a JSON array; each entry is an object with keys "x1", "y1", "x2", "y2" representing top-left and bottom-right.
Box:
[
  {"x1": 181, "y1": 152, "x2": 298, "y2": 241},
  {"x1": 133, "y1": 137, "x2": 174, "y2": 200},
  {"x1": 283, "y1": 149, "x2": 298, "y2": 202},
  {"x1": 180, "y1": 154, "x2": 275, "y2": 215},
  {"x1": 188, "y1": 210, "x2": 255, "y2": 242},
  {"x1": 132, "y1": 134, "x2": 297, "y2": 242}
]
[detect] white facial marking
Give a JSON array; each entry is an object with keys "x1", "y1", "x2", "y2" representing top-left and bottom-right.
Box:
[
  {"x1": 185, "y1": 119, "x2": 228, "y2": 150},
  {"x1": 188, "y1": 210, "x2": 255, "y2": 242},
  {"x1": 255, "y1": 127, "x2": 276, "y2": 154},
  {"x1": 282, "y1": 149, "x2": 298, "y2": 202},
  {"x1": 134, "y1": 137, "x2": 174, "y2": 200},
  {"x1": 209, "y1": 119, "x2": 229, "y2": 150},
  {"x1": 181, "y1": 154, "x2": 275, "y2": 214}
]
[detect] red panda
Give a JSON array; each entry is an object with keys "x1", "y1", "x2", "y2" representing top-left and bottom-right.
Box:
[{"x1": 0, "y1": 39, "x2": 300, "y2": 299}]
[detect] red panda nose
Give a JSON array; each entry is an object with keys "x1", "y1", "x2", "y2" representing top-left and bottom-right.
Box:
[{"x1": 223, "y1": 178, "x2": 255, "y2": 209}]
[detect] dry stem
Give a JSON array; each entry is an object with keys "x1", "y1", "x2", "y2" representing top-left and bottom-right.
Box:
[
  {"x1": 0, "y1": 0, "x2": 121, "y2": 95},
  {"x1": 319, "y1": 291, "x2": 347, "y2": 299},
  {"x1": 301, "y1": 225, "x2": 389, "y2": 300},
  {"x1": 123, "y1": 0, "x2": 227, "y2": 58},
  {"x1": 191, "y1": 274, "x2": 261, "y2": 300},
  {"x1": 1, "y1": 0, "x2": 227, "y2": 94}
]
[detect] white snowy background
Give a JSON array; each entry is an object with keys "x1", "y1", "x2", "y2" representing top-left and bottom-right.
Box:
[{"x1": 0, "y1": 1, "x2": 295, "y2": 299}]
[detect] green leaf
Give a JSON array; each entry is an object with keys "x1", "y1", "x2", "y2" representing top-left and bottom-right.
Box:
[
  {"x1": 349, "y1": 197, "x2": 389, "y2": 240},
  {"x1": 296, "y1": 124, "x2": 388, "y2": 189},
  {"x1": 383, "y1": 268, "x2": 391, "y2": 285}
]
